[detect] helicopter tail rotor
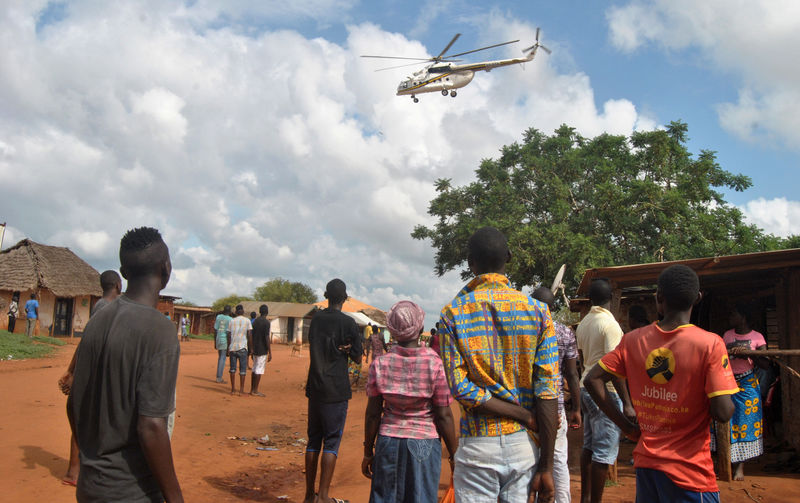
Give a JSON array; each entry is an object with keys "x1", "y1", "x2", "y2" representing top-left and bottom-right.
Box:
[{"x1": 523, "y1": 27, "x2": 551, "y2": 55}]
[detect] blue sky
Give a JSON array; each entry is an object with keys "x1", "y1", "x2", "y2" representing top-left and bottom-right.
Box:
[{"x1": 2, "y1": 0, "x2": 798, "y2": 321}]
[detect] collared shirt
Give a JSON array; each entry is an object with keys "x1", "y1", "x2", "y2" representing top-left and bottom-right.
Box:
[
  {"x1": 577, "y1": 305, "x2": 623, "y2": 391},
  {"x1": 555, "y1": 321, "x2": 578, "y2": 411},
  {"x1": 440, "y1": 273, "x2": 559, "y2": 437},
  {"x1": 228, "y1": 315, "x2": 252, "y2": 352},
  {"x1": 366, "y1": 345, "x2": 452, "y2": 439}
]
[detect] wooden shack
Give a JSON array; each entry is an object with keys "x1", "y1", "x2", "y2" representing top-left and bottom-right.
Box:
[
  {"x1": 570, "y1": 248, "x2": 800, "y2": 451},
  {"x1": 0, "y1": 239, "x2": 101, "y2": 336}
]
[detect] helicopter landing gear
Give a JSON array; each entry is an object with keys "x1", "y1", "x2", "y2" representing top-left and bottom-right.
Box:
[
  {"x1": 412, "y1": 95, "x2": 419, "y2": 103},
  {"x1": 450, "y1": 90, "x2": 457, "y2": 97},
  {"x1": 442, "y1": 89, "x2": 449, "y2": 96}
]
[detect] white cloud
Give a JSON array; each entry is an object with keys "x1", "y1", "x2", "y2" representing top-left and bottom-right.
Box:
[
  {"x1": 0, "y1": 2, "x2": 657, "y2": 322},
  {"x1": 740, "y1": 197, "x2": 800, "y2": 238},
  {"x1": 607, "y1": 0, "x2": 800, "y2": 148}
]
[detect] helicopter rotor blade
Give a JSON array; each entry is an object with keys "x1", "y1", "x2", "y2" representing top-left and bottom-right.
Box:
[
  {"x1": 435, "y1": 33, "x2": 461, "y2": 61},
  {"x1": 443, "y1": 39, "x2": 519, "y2": 59},
  {"x1": 536, "y1": 27, "x2": 540, "y2": 43},
  {"x1": 375, "y1": 61, "x2": 432, "y2": 72},
  {"x1": 361, "y1": 55, "x2": 436, "y2": 61},
  {"x1": 539, "y1": 44, "x2": 552, "y2": 55}
]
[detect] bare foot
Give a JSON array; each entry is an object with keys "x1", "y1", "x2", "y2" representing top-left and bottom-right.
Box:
[
  {"x1": 734, "y1": 462, "x2": 745, "y2": 481},
  {"x1": 250, "y1": 391, "x2": 265, "y2": 397}
]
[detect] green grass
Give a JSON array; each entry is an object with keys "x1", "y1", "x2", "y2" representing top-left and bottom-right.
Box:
[
  {"x1": 0, "y1": 330, "x2": 60, "y2": 360},
  {"x1": 33, "y1": 335, "x2": 67, "y2": 346},
  {"x1": 188, "y1": 333, "x2": 214, "y2": 341}
]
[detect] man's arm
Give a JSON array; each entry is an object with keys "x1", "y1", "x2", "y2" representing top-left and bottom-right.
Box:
[
  {"x1": 709, "y1": 395, "x2": 735, "y2": 422},
  {"x1": 350, "y1": 324, "x2": 363, "y2": 364},
  {"x1": 362, "y1": 395, "x2": 383, "y2": 478},
  {"x1": 266, "y1": 325, "x2": 272, "y2": 362},
  {"x1": 433, "y1": 405, "x2": 458, "y2": 473},
  {"x1": 138, "y1": 415, "x2": 183, "y2": 503},
  {"x1": 612, "y1": 376, "x2": 636, "y2": 423},
  {"x1": 563, "y1": 357, "x2": 582, "y2": 428},
  {"x1": 58, "y1": 345, "x2": 80, "y2": 395},
  {"x1": 585, "y1": 364, "x2": 640, "y2": 440}
]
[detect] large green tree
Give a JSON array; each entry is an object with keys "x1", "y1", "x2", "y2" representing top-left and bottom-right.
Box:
[
  {"x1": 253, "y1": 278, "x2": 318, "y2": 304},
  {"x1": 412, "y1": 121, "x2": 786, "y2": 294},
  {"x1": 211, "y1": 294, "x2": 252, "y2": 312}
]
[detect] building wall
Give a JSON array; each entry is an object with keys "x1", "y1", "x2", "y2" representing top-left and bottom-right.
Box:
[{"x1": 0, "y1": 289, "x2": 93, "y2": 336}]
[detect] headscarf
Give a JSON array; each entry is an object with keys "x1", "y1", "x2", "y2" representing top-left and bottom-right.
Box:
[{"x1": 385, "y1": 300, "x2": 425, "y2": 343}]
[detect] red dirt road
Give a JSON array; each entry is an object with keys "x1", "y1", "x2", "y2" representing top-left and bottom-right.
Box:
[{"x1": 1, "y1": 341, "x2": 798, "y2": 502}]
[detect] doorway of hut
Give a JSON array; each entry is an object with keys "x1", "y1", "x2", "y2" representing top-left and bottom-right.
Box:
[
  {"x1": 53, "y1": 298, "x2": 73, "y2": 336},
  {"x1": 287, "y1": 317, "x2": 295, "y2": 343}
]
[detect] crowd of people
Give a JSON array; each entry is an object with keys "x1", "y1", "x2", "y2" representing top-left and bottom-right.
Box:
[{"x1": 54, "y1": 225, "x2": 778, "y2": 503}]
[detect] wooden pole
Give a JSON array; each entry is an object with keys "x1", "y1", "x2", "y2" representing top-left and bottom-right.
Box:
[{"x1": 715, "y1": 420, "x2": 732, "y2": 482}]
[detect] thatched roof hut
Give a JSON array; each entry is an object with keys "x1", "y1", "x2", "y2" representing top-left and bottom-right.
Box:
[
  {"x1": 0, "y1": 239, "x2": 101, "y2": 297},
  {"x1": 0, "y1": 239, "x2": 101, "y2": 336}
]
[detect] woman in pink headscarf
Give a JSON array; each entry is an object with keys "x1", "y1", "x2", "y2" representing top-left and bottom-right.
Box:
[{"x1": 362, "y1": 301, "x2": 457, "y2": 503}]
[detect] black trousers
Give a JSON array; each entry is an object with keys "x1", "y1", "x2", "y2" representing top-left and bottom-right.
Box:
[{"x1": 7, "y1": 316, "x2": 16, "y2": 333}]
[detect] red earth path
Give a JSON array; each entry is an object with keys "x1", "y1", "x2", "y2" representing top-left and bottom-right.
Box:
[{"x1": 1, "y1": 341, "x2": 798, "y2": 502}]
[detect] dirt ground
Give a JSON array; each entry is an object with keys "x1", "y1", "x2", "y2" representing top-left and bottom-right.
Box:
[{"x1": 2, "y1": 341, "x2": 799, "y2": 502}]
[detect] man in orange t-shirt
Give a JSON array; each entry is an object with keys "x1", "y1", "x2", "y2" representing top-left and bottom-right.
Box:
[{"x1": 585, "y1": 265, "x2": 738, "y2": 502}]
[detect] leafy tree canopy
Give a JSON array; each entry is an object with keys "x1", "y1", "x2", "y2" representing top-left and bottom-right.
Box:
[
  {"x1": 175, "y1": 300, "x2": 197, "y2": 307},
  {"x1": 211, "y1": 294, "x2": 252, "y2": 312},
  {"x1": 253, "y1": 277, "x2": 318, "y2": 304},
  {"x1": 412, "y1": 121, "x2": 791, "y2": 295}
]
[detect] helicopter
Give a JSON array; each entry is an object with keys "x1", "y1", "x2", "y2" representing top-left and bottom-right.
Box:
[{"x1": 361, "y1": 28, "x2": 550, "y2": 103}]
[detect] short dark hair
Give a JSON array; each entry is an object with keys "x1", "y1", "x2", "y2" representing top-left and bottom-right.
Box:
[
  {"x1": 223, "y1": 305, "x2": 232, "y2": 314},
  {"x1": 467, "y1": 227, "x2": 509, "y2": 273},
  {"x1": 589, "y1": 278, "x2": 612, "y2": 306},
  {"x1": 324, "y1": 278, "x2": 348, "y2": 305},
  {"x1": 259, "y1": 304, "x2": 269, "y2": 315},
  {"x1": 99, "y1": 270, "x2": 121, "y2": 293},
  {"x1": 733, "y1": 301, "x2": 755, "y2": 326},
  {"x1": 235, "y1": 304, "x2": 244, "y2": 314},
  {"x1": 532, "y1": 286, "x2": 555, "y2": 308},
  {"x1": 119, "y1": 227, "x2": 167, "y2": 278},
  {"x1": 430, "y1": 327, "x2": 437, "y2": 335},
  {"x1": 657, "y1": 265, "x2": 699, "y2": 310},
  {"x1": 30, "y1": 293, "x2": 36, "y2": 299}
]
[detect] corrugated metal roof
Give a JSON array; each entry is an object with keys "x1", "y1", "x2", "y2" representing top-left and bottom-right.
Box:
[{"x1": 575, "y1": 248, "x2": 800, "y2": 296}]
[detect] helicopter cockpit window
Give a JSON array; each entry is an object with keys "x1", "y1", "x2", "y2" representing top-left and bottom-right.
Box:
[{"x1": 429, "y1": 66, "x2": 448, "y2": 74}]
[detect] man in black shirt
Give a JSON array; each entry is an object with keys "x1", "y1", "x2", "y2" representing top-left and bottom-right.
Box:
[
  {"x1": 68, "y1": 227, "x2": 182, "y2": 503},
  {"x1": 249, "y1": 304, "x2": 271, "y2": 397},
  {"x1": 303, "y1": 278, "x2": 362, "y2": 503}
]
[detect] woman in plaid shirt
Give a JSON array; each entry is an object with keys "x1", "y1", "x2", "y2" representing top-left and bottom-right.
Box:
[{"x1": 362, "y1": 301, "x2": 458, "y2": 503}]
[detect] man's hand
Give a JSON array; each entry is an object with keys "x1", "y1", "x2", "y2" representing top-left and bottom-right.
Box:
[
  {"x1": 58, "y1": 371, "x2": 73, "y2": 395},
  {"x1": 267, "y1": 352, "x2": 272, "y2": 363},
  {"x1": 623, "y1": 403, "x2": 637, "y2": 424},
  {"x1": 623, "y1": 421, "x2": 641, "y2": 443},
  {"x1": 568, "y1": 409, "x2": 582, "y2": 429},
  {"x1": 522, "y1": 408, "x2": 538, "y2": 432},
  {"x1": 337, "y1": 344, "x2": 352, "y2": 353},
  {"x1": 529, "y1": 470, "x2": 555, "y2": 503},
  {"x1": 361, "y1": 455, "x2": 373, "y2": 479}
]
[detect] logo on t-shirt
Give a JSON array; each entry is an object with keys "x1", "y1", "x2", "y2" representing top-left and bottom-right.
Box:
[
  {"x1": 722, "y1": 355, "x2": 730, "y2": 369},
  {"x1": 645, "y1": 347, "x2": 675, "y2": 384}
]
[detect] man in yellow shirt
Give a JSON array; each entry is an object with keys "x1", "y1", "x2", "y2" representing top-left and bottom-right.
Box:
[{"x1": 576, "y1": 278, "x2": 634, "y2": 503}]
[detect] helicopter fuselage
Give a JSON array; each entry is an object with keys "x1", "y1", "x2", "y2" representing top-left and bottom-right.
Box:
[{"x1": 396, "y1": 51, "x2": 536, "y2": 97}]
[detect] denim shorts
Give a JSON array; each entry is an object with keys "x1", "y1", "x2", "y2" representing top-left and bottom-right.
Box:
[
  {"x1": 636, "y1": 468, "x2": 719, "y2": 503},
  {"x1": 369, "y1": 435, "x2": 441, "y2": 503},
  {"x1": 581, "y1": 388, "x2": 622, "y2": 465},
  {"x1": 229, "y1": 348, "x2": 248, "y2": 375},
  {"x1": 454, "y1": 430, "x2": 538, "y2": 503},
  {"x1": 307, "y1": 400, "x2": 348, "y2": 456}
]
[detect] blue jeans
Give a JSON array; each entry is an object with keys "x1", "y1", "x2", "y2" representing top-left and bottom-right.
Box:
[
  {"x1": 581, "y1": 388, "x2": 622, "y2": 465},
  {"x1": 369, "y1": 435, "x2": 441, "y2": 503},
  {"x1": 216, "y1": 350, "x2": 227, "y2": 380},
  {"x1": 454, "y1": 430, "x2": 538, "y2": 503},
  {"x1": 636, "y1": 468, "x2": 719, "y2": 503},
  {"x1": 229, "y1": 349, "x2": 248, "y2": 376}
]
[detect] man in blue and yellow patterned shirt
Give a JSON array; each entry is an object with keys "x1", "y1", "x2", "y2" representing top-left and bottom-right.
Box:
[{"x1": 440, "y1": 227, "x2": 560, "y2": 503}]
